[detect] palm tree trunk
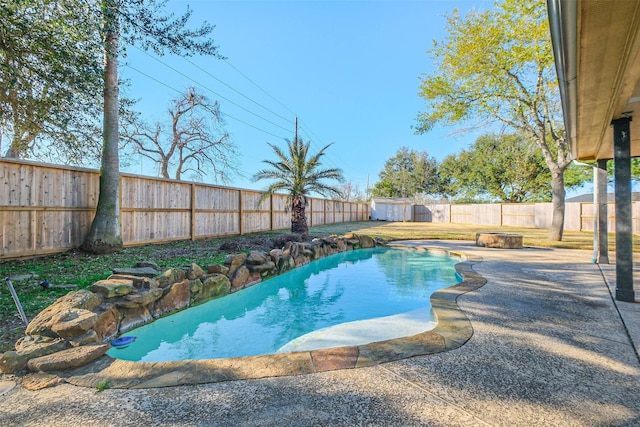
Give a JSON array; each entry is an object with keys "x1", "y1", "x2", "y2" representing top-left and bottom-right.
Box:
[{"x1": 291, "y1": 195, "x2": 308, "y2": 234}]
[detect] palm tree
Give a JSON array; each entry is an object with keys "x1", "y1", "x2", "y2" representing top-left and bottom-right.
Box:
[{"x1": 253, "y1": 136, "x2": 344, "y2": 234}]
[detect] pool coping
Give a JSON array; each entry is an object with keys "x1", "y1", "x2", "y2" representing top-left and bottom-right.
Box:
[{"x1": 48, "y1": 245, "x2": 486, "y2": 389}]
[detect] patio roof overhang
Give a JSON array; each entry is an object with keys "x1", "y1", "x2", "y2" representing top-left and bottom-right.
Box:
[
  {"x1": 547, "y1": 0, "x2": 640, "y2": 161},
  {"x1": 548, "y1": 0, "x2": 640, "y2": 302}
]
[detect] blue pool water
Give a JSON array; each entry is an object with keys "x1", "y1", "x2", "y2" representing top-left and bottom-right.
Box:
[{"x1": 108, "y1": 246, "x2": 460, "y2": 361}]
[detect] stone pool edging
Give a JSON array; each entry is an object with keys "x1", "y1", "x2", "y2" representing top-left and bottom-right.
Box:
[
  {"x1": 1, "y1": 234, "x2": 380, "y2": 378},
  {"x1": 18, "y1": 244, "x2": 486, "y2": 390}
]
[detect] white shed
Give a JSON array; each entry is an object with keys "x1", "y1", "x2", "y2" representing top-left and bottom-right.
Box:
[{"x1": 370, "y1": 198, "x2": 413, "y2": 221}]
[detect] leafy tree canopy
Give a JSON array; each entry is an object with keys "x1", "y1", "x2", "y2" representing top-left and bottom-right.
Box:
[
  {"x1": 253, "y1": 136, "x2": 344, "y2": 234},
  {"x1": 416, "y1": 0, "x2": 570, "y2": 240},
  {"x1": 372, "y1": 147, "x2": 442, "y2": 198},
  {"x1": 440, "y1": 133, "x2": 551, "y2": 203},
  {"x1": 0, "y1": 0, "x2": 103, "y2": 160}
]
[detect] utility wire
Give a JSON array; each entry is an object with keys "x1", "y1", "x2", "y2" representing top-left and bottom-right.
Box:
[
  {"x1": 122, "y1": 65, "x2": 269, "y2": 182},
  {"x1": 223, "y1": 59, "x2": 297, "y2": 117},
  {"x1": 124, "y1": 64, "x2": 287, "y2": 140},
  {"x1": 130, "y1": 45, "x2": 293, "y2": 135},
  {"x1": 182, "y1": 56, "x2": 293, "y2": 124},
  {"x1": 118, "y1": 1, "x2": 348, "y2": 175},
  {"x1": 133, "y1": 49, "x2": 346, "y2": 175},
  {"x1": 222, "y1": 59, "x2": 344, "y2": 171}
]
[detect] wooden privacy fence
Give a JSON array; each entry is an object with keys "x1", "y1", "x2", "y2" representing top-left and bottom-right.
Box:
[
  {"x1": 0, "y1": 159, "x2": 368, "y2": 259},
  {"x1": 413, "y1": 202, "x2": 640, "y2": 233}
]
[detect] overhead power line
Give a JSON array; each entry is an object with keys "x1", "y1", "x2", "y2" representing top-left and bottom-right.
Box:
[
  {"x1": 130, "y1": 45, "x2": 293, "y2": 135},
  {"x1": 123, "y1": 64, "x2": 287, "y2": 140}
]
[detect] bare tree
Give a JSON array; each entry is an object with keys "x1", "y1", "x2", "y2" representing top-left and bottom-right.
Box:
[
  {"x1": 123, "y1": 88, "x2": 238, "y2": 182},
  {"x1": 337, "y1": 181, "x2": 367, "y2": 203}
]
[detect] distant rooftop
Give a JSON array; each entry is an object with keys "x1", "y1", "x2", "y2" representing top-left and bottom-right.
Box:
[{"x1": 566, "y1": 193, "x2": 640, "y2": 203}]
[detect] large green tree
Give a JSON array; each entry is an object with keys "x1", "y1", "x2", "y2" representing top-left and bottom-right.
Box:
[
  {"x1": 0, "y1": 0, "x2": 103, "y2": 160},
  {"x1": 82, "y1": 0, "x2": 223, "y2": 254},
  {"x1": 440, "y1": 133, "x2": 552, "y2": 203},
  {"x1": 253, "y1": 136, "x2": 344, "y2": 234},
  {"x1": 416, "y1": 0, "x2": 570, "y2": 240},
  {"x1": 372, "y1": 147, "x2": 442, "y2": 198}
]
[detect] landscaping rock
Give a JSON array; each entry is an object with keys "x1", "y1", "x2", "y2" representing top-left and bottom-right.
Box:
[
  {"x1": 90, "y1": 279, "x2": 134, "y2": 298},
  {"x1": 346, "y1": 238, "x2": 360, "y2": 249},
  {"x1": 269, "y1": 248, "x2": 283, "y2": 266},
  {"x1": 50, "y1": 308, "x2": 98, "y2": 339},
  {"x1": 246, "y1": 251, "x2": 268, "y2": 265},
  {"x1": 191, "y1": 274, "x2": 231, "y2": 305},
  {"x1": 247, "y1": 261, "x2": 276, "y2": 274},
  {"x1": 476, "y1": 232, "x2": 523, "y2": 249},
  {"x1": 119, "y1": 306, "x2": 153, "y2": 332},
  {"x1": 15, "y1": 335, "x2": 65, "y2": 353},
  {"x1": 92, "y1": 305, "x2": 120, "y2": 341},
  {"x1": 225, "y1": 253, "x2": 248, "y2": 277},
  {"x1": 277, "y1": 255, "x2": 295, "y2": 273},
  {"x1": 27, "y1": 343, "x2": 109, "y2": 372},
  {"x1": 108, "y1": 274, "x2": 157, "y2": 289},
  {"x1": 282, "y1": 241, "x2": 299, "y2": 258},
  {"x1": 26, "y1": 290, "x2": 102, "y2": 337},
  {"x1": 0, "y1": 351, "x2": 27, "y2": 374},
  {"x1": 152, "y1": 279, "x2": 190, "y2": 318},
  {"x1": 230, "y1": 265, "x2": 250, "y2": 291},
  {"x1": 69, "y1": 330, "x2": 100, "y2": 347},
  {"x1": 186, "y1": 263, "x2": 205, "y2": 280},
  {"x1": 156, "y1": 268, "x2": 186, "y2": 288},
  {"x1": 112, "y1": 267, "x2": 160, "y2": 278},
  {"x1": 116, "y1": 288, "x2": 164, "y2": 308},
  {"x1": 207, "y1": 264, "x2": 229, "y2": 275},
  {"x1": 135, "y1": 260, "x2": 161, "y2": 270},
  {"x1": 190, "y1": 279, "x2": 203, "y2": 294},
  {"x1": 358, "y1": 235, "x2": 376, "y2": 248},
  {"x1": 0, "y1": 337, "x2": 70, "y2": 373}
]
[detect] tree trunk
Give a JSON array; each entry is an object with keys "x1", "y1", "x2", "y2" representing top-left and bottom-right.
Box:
[
  {"x1": 82, "y1": 1, "x2": 122, "y2": 254},
  {"x1": 290, "y1": 195, "x2": 308, "y2": 234},
  {"x1": 161, "y1": 159, "x2": 170, "y2": 179},
  {"x1": 549, "y1": 170, "x2": 566, "y2": 241}
]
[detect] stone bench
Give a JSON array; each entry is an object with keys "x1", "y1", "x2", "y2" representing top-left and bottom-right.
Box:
[{"x1": 475, "y1": 232, "x2": 523, "y2": 249}]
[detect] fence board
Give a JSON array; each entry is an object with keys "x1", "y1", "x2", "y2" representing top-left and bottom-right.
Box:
[
  {"x1": 450, "y1": 204, "x2": 472, "y2": 224},
  {"x1": 1, "y1": 159, "x2": 366, "y2": 258},
  {"x1": 501, "y1": 204, "x2": 536, "y2": 227},
  {"x1": 564, "y1": 202, "x2": 582, "y2": 231}
]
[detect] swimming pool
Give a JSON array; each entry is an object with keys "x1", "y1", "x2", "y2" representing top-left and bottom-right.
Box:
[{"x1": 108, "y1": 246, "x2": 461, "y2": 362}]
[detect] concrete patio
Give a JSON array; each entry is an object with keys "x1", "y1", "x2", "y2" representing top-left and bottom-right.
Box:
[{"x1": 1, "y1": 241, "x2": 638, "y2": 426}]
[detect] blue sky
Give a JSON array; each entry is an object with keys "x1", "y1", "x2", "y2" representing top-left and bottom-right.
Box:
[{"x1": 119, "y1": 0, "x2": 494, "y2": 194}]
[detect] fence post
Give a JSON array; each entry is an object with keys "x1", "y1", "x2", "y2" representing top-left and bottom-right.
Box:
[
  {"x1": 324, "y1": 200, "x2": 327, "y2": 225},
  {"x1": 118, "y1": 175, "x2": 123, "y2": 242},
  {"x1": 238, "y1": 189, "x2": 243, "y2": 235},
  {"x1": 190, "y1": 184, "x2": 195, "y2": 240},
  {"x1": 270, "y1": 194, "x2": 274, "y2": 231}
]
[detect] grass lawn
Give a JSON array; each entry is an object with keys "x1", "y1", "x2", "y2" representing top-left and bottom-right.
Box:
[{"x1": 0, "y1": 221, "x2": 635, "y2": 353}]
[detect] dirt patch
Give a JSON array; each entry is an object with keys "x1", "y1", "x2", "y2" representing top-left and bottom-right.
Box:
[{"x1": 1, "y1": 317, "x2": 26, "y2": 354}]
